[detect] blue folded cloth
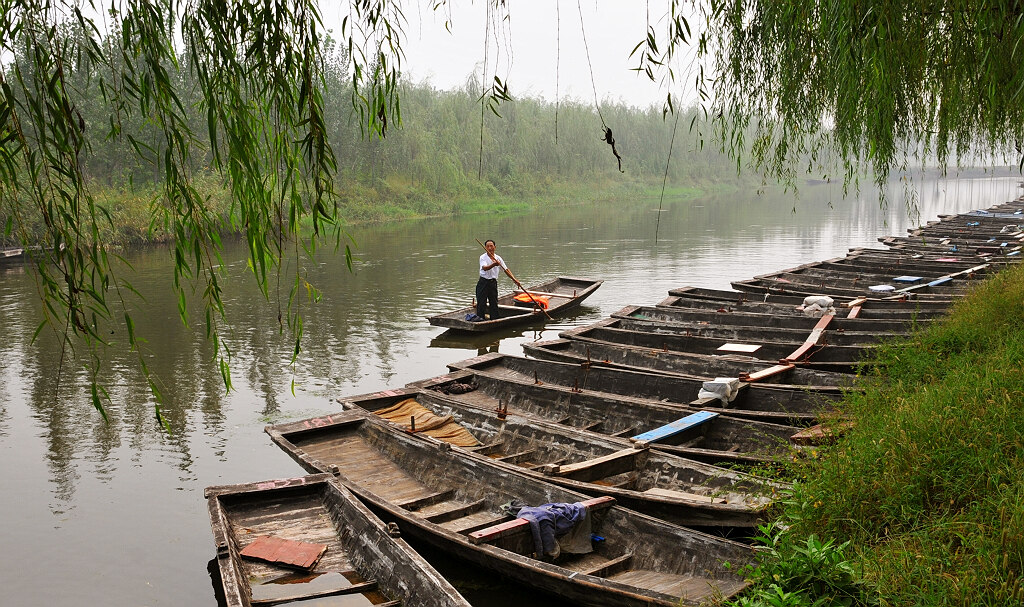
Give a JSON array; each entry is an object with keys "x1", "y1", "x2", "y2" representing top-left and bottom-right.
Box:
[{"x1": 465, "y1": 313, "x2": 484, "y2": 322}]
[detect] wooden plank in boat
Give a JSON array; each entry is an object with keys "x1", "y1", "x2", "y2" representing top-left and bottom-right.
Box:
[
  {"x1": 240, "y1": 535, "x2": 328, "y2": 570},
  {"x1": 717, "y1": 343, "x2": 761, "y2": 353},
  {"x1": 469, "y1": 496, "x2": 616, "y2": 545},
  {"x1": 642, "y1": 487, "x2": 726, "y2": 504},
  {"x1": 892, "y1": 275, "x2": 923, "y2": 283},
  {"x1": 630, "y1": 411, "x2": 719, "y2": 444},
  {"x1": 549, "y1": 448, "x2": 639, "y2": 481}
]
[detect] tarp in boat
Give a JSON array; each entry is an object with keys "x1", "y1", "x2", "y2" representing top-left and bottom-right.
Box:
[{"x1": 513, "y1": 293, "x2": 550, "y2": 309}]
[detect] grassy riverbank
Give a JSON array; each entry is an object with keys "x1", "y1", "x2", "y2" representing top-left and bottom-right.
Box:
[
  {"x1": 76, "y1": 174, "x2": 751, "y2": 245},
  {"x1": 735, "y1": 265, "x2": 1024, "y2": 606}
]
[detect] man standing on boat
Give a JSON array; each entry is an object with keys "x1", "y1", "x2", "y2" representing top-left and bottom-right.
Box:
[{"x1": 476, "y1": 239, "x2": 507, "y2": 320}]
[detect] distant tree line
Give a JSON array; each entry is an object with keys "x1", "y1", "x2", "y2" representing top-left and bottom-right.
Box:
[{"x1": 3, "y1": 27, "x2": 740, "y2": 220}]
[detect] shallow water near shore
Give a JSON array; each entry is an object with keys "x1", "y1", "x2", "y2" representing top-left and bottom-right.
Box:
[{"x1": 0, "y1": 173, "x2": 1019, "y2": 606}]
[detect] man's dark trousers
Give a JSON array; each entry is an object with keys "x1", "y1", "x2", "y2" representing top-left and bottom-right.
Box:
[{"x1": 476, "y1": 277, "x2": 499, "y2": 319}]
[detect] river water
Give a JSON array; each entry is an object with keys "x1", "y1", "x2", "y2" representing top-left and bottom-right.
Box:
[{"x1": 0, "y1": 173, "x2": 1019, "y2": 606}]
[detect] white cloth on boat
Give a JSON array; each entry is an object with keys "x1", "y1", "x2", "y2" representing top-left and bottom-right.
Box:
[
  {"x1": 801, "y1": 295, "x2": 835, "y2": 317},
  {"x1": 698, "y1": 377, "x2": 741, "y2": 403}
]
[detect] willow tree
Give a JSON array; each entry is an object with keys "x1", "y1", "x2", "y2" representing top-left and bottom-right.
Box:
[
  {"x1": 3, "y1": 1, "x2": 1022, "y2": 421},
  {"x1": 0, "y1": 0, "x2": 408, "y2": 422},
  {"x1": 657, "y1": 1, "x2": 1024, "y2": 187}
]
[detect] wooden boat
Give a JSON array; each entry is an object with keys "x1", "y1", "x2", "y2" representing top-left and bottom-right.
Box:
[
  {"x1": 335, "y1": 386, "x2": 786, "y2": 530},
  {"x1": 616, "y1": 303, "x2": 926, "y2": 334},
  {"x1": 600, "y1": 316, "x2": 887, "y2": 346},
  {"x1": 730, "y1": 277, "x2": 962, "y2": 302},
  {"x1": 0, "y1": 246, "x2": 25, "y2": 264},
  {"x1": 666, "y1": 285, "x2": 952, "y2": 313},
  {"x1": 427, "y1": 276, "x2": 603, "y2": 332},
  {"x1": 205, "y1": 473, "x2": 471, "y2": 607},
  {"x1": 752, "y1": 260, "x2": 993, "y2": 287},
  {"x1": 656, "y1": 293, "x2": 947, "y2": 321},
  {"x1": 266, "y1": 409, "x2": 753, "y2": 607},
  {"x1": 443, "y1": 351, "x2": 838, "y2": 425},
  {"x1": 406, "y1": 359, "x2": 806, "y2": 465},
  {"x1": 560, "y1": 319, "x2": 873, "y2": 371},
  {"x1": 522, "y1": 337, "x2": 859, "y2": 390}
]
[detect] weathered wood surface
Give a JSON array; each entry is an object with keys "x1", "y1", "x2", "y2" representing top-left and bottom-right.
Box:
[
  {"x1": 412, "y1": 355, "x2": 805, "y2": 464},
  {"x1": 205, "y1": 474, "x2": 471, "y2": 607},
  {"x1": 615, "y1": 303, "x2": 925, "y2": 334},
  {"x1": 265, "y1": 409, "x2": 753, "y2": 607},
  {"x1": 559, "y1": 320, "x2": 870, "y2": 371},
  {"x1": 445, "y1": 352, "x2": 841, "y2": 421},
  {"x1": 656, "y1": 293, "x2": 947, "y2": 321},
  {"x1": 730, "y1": 276, "x2": 964, "y2": 301},
  {"x1": 521, "y1": 337, "x2": 858, "y2": 390},
  {"x1": 339, "y1": 386, "x2": 786, "y2": 529},
  {"x1": 599, "y1": 316, "x2": 886, "y2": 346},
  {"x1": 665, "y1": 285, "x2": 952, "y2": 312},
  {"x1": 426, "y1": 276, "x2": 602, "y2": 332}
]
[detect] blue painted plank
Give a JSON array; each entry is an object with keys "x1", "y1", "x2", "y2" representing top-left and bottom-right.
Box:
[
  {"x1": 892, "y1": 276, "x2": 922, "y2": 283},
  {"x1": 928, "y1": 277, "x2": 953, "y2": 287},
  {"x1": 630, "y1": 411, "x2": 719, "y2": 443}
]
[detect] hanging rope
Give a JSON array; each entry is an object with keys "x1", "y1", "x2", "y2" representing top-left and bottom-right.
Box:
[
  {"x1": 555, "y1": 0, "x2": 560, "y2": 148},
  {"x1": 655, "y1": 97, "x2": 682, "y2": 244},
  {"x1": 577, "y1": 0, "x2": 623, "y2": 172},
  {"x1": 478, "y1": 2, "x2": 492, "y2": 180}
]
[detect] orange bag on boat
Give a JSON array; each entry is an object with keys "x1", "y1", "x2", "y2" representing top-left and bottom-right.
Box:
[{"x1": 513, "y1": 293, "x2": 550, "y2": 309}]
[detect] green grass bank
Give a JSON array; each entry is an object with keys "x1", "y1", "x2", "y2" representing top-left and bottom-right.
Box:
[
  {"x1": 734, "y1": 265, "x2": 1024, "y2": 606},
  {"x1": 59, "y1": 174, "x2": 743, "y2": 246}
]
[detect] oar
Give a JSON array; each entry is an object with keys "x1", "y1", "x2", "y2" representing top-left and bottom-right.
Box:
[{"x1": 476, "y1": 238, "x2": 553, "y2": 320}]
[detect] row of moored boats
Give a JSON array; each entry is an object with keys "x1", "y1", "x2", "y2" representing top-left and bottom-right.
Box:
[{"x1": 206, "y1": 198, "x2": 1024, "y2": 606}]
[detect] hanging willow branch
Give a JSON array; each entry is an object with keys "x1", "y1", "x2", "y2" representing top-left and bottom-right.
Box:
[
  {"x1": 0, "y1": 0, "x2": 406, "y2": 423},
  {"x1": 635, "y1": 0, "x2": 1024, "y2": 193}
]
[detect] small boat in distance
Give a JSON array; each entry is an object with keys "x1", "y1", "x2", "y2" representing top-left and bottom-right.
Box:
[{"x1": 427, "y1": 276, "x2": 602, "y2": 332}]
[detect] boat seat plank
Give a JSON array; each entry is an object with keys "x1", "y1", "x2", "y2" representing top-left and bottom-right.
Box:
[
  {"x1": 740, "y1": 364, "x2": 795, "y2": 383},
  {"x1": 250, "y1": 580, "x2": 378, "y2": 605},
  {"x1": 396, "y1": 489, "x2": 456, "y2": 511},
  {"x1": 579, "y1": 553, "x2": 634, "y2": 578},
  {"x1": 609, "y1": 426, "x2": 637, "y2": 438},
  {"x1": 551, "y1": 448, "x2": 638, "y2": 483},
  {"x1": 524, "y1": 457, "x2": 568, "y2": 470},
  {"x1": 448, "y1": 512, "x2": 511, "y2": 535},
  {"x1": 642, "y1": 487, "x2": 727, "y2": 504},
  {"x1": 630, "y1": 411, "x2": 719, "y2": 444},
  {"x1": 422, "y1": 499, "x2": 487, "y2": 523},
  {"x1": 592, "y1": 472, "x2": 637, "y2": 489},
  {"x1": 581, "y1": 420, "x2": 604, "y2": 431},
  {"x1": 466, "y1": 440, "x2": 505, "y2": 456},
  {"x1": 609, "y1": 570, "x2": 747, "y2": 600},
  {"x1": 494, "y1": 449, "x2": 535, "y2": 464},
  {"x1": 469, "y1": 496, "x2": 615, "y2": 545}
]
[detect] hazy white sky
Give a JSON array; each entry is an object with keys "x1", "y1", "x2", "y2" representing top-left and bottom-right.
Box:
[{"x1": 320, "y1": 1, "x2": 692, "y2": 109}]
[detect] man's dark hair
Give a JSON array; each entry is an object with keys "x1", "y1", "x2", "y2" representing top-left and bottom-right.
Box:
[{"x1": 484, "y1": 239, "x2": 496, "y2": 246}]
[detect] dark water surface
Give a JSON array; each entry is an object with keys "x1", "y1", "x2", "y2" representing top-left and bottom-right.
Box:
[{"x1": 0, "y1": 175, "x2": 1019, "y2": 606}]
